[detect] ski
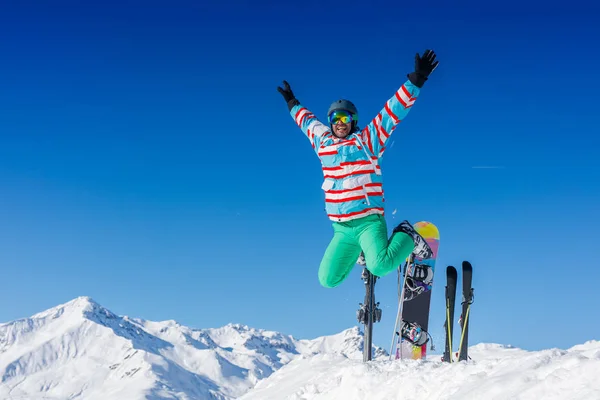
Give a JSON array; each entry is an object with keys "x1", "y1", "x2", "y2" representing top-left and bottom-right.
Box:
[
  {"x1": 457, "y1": 261, "x2": 474, "y2": 361},
  {"x1": 357, "y1": 268, "x2": 381, "y2": 362},
  {"x1": 442, "y1": 265, "x2": 457, "y2": 363}
]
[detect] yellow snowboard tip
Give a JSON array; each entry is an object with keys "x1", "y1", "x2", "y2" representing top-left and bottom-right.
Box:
[{"x1": 414, "y1": 221, "x2": 439, "y2": 239}]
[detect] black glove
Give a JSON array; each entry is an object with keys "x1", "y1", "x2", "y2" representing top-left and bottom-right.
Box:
[
  {"x1": 277, "y1": 80, "x2": 300, "y2": 111},
  {"x1": 407, "y1": 49, "x2": 439, "y2": 88}
]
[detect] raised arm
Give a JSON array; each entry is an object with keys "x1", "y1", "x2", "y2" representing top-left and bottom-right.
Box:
[
  {"x1": 361, "y1": 50, "x2": 439, "y2": 157},
  {"x1": 277, "y1": 80, "x2": 330, "y2": 151}
]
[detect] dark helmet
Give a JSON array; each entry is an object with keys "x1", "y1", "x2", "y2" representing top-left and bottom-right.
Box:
[{"x1": 327, "y1": 99, "x2": 359, "y2": 133}]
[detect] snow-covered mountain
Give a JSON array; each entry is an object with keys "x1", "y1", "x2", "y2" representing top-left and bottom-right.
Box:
[
  {"x1": 1, "y1": 297, "x2": 599, "y2": 400},
  {"x1": 0, "y1": 297, "x2": 378, "y2": 400}
]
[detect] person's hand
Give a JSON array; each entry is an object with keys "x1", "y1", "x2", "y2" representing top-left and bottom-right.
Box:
[
  {"x1": 277, "y1": 80, "x2": 296, "y2": 103},
  {"x1": 277, "y1": 80, "x2": 300, "y2": 110},
  {"x1": 408, "y1": 50, "x2": 439, "y2": 88}
]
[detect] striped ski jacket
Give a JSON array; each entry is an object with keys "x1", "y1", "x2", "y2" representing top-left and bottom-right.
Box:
[{"x1": 290, "y1": 79, "x2": 421, "y2": 223}]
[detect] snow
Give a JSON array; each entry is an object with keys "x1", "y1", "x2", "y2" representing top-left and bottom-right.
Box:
[
  {"x1": 0, "y1": 297, "x2": 599, "y2": 400},
  {"x1": 242, "y1": 342, "x2": 600, "y2": 400}
]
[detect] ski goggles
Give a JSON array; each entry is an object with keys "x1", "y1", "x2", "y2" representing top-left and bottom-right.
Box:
[{"x1": 329, "y1": 110, "x2": 354, "y2": 124}]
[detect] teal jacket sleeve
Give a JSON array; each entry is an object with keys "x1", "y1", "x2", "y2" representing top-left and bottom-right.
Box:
[
  {"x1": 361, "y1": 80, "x2": 421, "y2": 158},
  {"x1": 290, "y1": 103, "x2": 332, "y2": 153}
]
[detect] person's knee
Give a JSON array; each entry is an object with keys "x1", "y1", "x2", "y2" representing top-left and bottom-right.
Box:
[
  {"x1": 367, "y1": 264, "x2": 392, "y2": 278},
  {"x1": 319, "y1": 270, "x2": 343, "y2": 288}
]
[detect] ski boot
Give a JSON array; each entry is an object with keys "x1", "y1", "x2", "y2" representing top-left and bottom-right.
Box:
[{"x1": 394, "y1": 220, "x2": 433, "y2": 259}]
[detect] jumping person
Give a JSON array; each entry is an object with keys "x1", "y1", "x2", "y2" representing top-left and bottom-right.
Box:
[{"x1": 277, "y1": 50, "x2": 439, "y2": 288}]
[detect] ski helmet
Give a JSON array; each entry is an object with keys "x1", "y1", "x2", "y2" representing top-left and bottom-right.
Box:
[{"x1": 327, "y1": 99, "x2": 358, "y2": 123}]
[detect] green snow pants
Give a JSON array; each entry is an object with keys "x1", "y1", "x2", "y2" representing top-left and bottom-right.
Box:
[{"x1": 318, "y1": 214, "x2": 415, "y2": 288}]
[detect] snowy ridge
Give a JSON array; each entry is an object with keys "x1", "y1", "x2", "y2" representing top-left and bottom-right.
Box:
[
  {"x1": 294, "y1": 326, "x2": 386, "y2": 360},
  {"x1": 0, "y1": 297, "x2": 372, "y2": 400},
  {"x1": 1, "y1": 297, "x2": 599, "y2": 399}
]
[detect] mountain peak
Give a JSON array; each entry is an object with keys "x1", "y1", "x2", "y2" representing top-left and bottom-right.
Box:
[
  {"x1": 27, "y1": 296, "x2": 116, "y2": 323},
  {"x1": 0, "y1": 297, "x2": 378, "y2": 399},
  {"x1": 65, "y1": 295, "x2": 99, "y2": 308},
  {"x1": 226, "y1": 322, "x2": 251, "y2": 331}
]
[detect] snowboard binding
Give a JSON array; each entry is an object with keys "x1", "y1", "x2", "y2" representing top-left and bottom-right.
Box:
[
  {"x1": 403, "y1": 263, "x2": 434, "y2": 301},
  {"x1": 398, "y1": 320, "x2": 430, "y2": 347}
]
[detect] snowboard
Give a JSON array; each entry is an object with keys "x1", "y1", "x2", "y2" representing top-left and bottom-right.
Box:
[{"x1": 396, "y1": 221, "x2": 440, "y2": 360}]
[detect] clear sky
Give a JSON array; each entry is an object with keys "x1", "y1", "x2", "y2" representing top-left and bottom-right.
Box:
[{"x1": 1, "y1": 1, "x2": 599, "y2": 353}]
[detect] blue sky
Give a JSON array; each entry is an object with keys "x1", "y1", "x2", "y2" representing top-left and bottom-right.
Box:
[{"x1": 1, "y1": 1, "x2": 599, "y2": 353}]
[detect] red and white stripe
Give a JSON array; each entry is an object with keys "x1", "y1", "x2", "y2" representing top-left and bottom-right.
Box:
[
  {"x1": 325, "y1": 183, "x2": 383, "y2": 203},
  {"x1": 318, "y1": 139, "x2": 359, "y2": 157},
  {"x1": 322, "y1": 161, "x2": 379, "y2": 179},
  {"x1": 327, "y1": 207, "x2": 384, "y2": 222},
  {"x1": 373, "y1": 113, "x2": 390, "y2": 147},
  {"x1": 318, "y1": 146, "x2": 336, "y2": 156},
  {"x1": 306, "y1": 128, "x2": 315, "y2": 147},
  {"x1": 384, "y1": 102, "x2": 400, "y2": 125},
  {"x1": 396, "y1": 85, "x2": 416, "y2": 109},
  {"x1": 294, "y1": 107, "x2": 312, "y2": 126},
  {"x1": 361, "y1": 127, "x2": 375, "y2": 154}
]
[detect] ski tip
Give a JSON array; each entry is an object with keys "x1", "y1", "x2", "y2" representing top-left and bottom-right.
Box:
[
  {"x1": 446, "y1": 265, "x2": 458, "y2": 275},
  {"x1": 462, "y1": 261, "x2": 473, "y2": 270}
]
